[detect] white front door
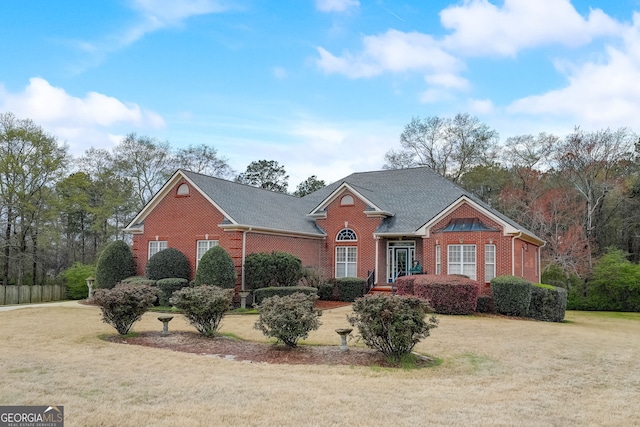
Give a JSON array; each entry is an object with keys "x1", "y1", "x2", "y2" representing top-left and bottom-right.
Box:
[{"x1": 387, "y1": 241, "x2": 415, "y2": 283}]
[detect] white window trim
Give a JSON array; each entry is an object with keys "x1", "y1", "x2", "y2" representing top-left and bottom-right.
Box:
[
  {"x1": 448, "y1": 244, "x2": 477, "y2": 280},
  {"x1": 336, "y1": 228, "x2": 357, "y2": 241},
  {"x1": 196, "y1": 240, "x2": 219, "y2": 267},
  {"x1": 485, "y1": 244, "x2": 496, "y2": 283},
  {"x1": 336, "y1": 246, "x2": 357, "y2": 278},
  {"x1": 435, "y1": 245, "x2": 441, "y2": 275},
  {"x1": 148, "y1": 240, "x2": 168, "y2": 259}
]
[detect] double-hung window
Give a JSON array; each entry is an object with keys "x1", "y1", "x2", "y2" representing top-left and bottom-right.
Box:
[
  {"x1": 435, "y1": 245, "x2": 441, "y2": 275},
  {"x1": 485, "y1": 244, "x2": 496, "y2": 282},
  {"x1": 448, "y1": 244, "x2": 476, "y2": 280},
  {"x1": 336, "y1": 247, "x2": 357, "y2": 278},
  {"x1": 148, "y1": 240, "x2": 168, "y2": 259},
  {"x1": 197, "y1": 240, "x2": 219, "y2": 267}
]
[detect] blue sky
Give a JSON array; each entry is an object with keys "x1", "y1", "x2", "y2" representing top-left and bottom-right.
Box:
[{"x1": 1, "y1": 0, "x2": 640, "y2": 189}]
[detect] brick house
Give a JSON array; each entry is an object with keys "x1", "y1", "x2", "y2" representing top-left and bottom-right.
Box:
[{"x1": 124, "y1": 167, "x2": 543, "y2": 293}]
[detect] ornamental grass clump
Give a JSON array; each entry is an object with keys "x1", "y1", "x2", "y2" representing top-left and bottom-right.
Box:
[
  {"x1": 93, "y1": 283, "x2": 158, "y2": 335},
  {"x1": 348, "y1": 294, "x2": 438, "y2": 360},
  {"x1": 254, "y1": 292, "x2": 322, "y2": 347},
  {"x1": 170, "y1": 285, "x2": 233, "y2": 337}
]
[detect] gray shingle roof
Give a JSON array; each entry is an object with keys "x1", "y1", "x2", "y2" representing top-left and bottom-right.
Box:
[
  {"x1": 182, "y1": 167, "x2": 539, "y2": 241},
  {"x1": 182, "y1": 170, "x2": 323, "y2": 235}
]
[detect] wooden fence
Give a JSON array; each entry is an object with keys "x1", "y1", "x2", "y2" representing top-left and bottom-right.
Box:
[{"x1": 0, "y1": 284, "x2": 66, "y2": 305}]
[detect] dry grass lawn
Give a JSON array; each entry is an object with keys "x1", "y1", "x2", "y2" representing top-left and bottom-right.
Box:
[{"x1": 1, "y1": 302, "x2": 639, "y2": 426}]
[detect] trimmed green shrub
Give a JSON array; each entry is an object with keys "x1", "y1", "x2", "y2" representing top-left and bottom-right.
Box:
[
  {"x1": 528, "y1": 284, "x2": 568, "y2": 322},
  {"x1": 348, "y1": 294, "x2": 438, "y2": 359},
  {"x1": 542, "y1": 263, "x2": 585, "y2": 310},
  {"x1": 316, "y1": 282, "x2": 335, "y2": 301},
  {"x1": 194, "y1": 246, "x2": 236, "y2": 288},
  {"x1": 121, "y1": 276, "x2": 156, "y2": 286},
  {"x1": 254, "y1": 292, "x2": 322, "y2": 347},
  {"x1": 490, "y1": 275, "x2": 532, "y2": 317},
  {"x1": 170, "y1": 285, "x2": 233, "y2": 336},
  {"x1": 156, "y1": 278, "x2": 189, "y2": 306},
  {"x1": 272, "y1": 252, "x2": 303, "y2": 286},
  {"x1": 476, "y1": 295, "x2": 495, "y2": 313},
  {"x1": 244, "y1": 252, "x2": 273, "y2": 290},
  {"x1": 336, "y1": 277, "x2": 365, "y2": 302},
  {"x1": 146, "y1": 248, "x2": 191, "y2": 281},
  {"x1": 62, "y1": 262, "x2": 95, "y2": 299},
  {"x1": 95, "y1": 241, "x2": 136, "y2": 289},
  {"x1": 93, "y1": 283, "x2": 157, "y2": 335},
  {"x1": 244, "y1": 251, "x2": 303, "y2": 290},
  {"x1": 253, "y1": 286, "x2": 317, "y2": 305}
]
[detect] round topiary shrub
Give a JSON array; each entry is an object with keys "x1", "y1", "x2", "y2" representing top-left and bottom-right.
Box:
[
  {"x1": 170, "y1": 285, "x2": 234, "y2": 336},
  {"x1": 254, "y1": 292, "x2": 322, "y2": 347},
  {"x1": 348, "y1": 294, "x2": 438, "y2": 360},
  {"x1": 93, "y1": 283, "x2": 157, "y2": 335},
  {"x1": 146, "y1": 248, "x2": 191, "y2": 281},
  {"x1": 194, "y1": 246, "x2": 236, "y2": 288},
  {"x1": 95, "y1": 241, "x2": 136, "y2": 289}
]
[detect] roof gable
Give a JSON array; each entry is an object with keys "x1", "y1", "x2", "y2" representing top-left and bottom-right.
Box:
[{"x1": 308, "y1": 182, "x2": 393, "y2": 218}]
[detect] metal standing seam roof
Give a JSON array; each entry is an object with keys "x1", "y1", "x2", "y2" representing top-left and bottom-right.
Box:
[{"x1": 181, "y1": 167, "x2": 540, "y2": 240}]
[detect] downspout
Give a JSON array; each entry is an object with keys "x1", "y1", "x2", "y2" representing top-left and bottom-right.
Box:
[
  {"x1": 241, "y1": 228, "x2": 252, "y2": 291},
  {"x1": 538, "y1": 240, "x2": 547, "y2": 283}
]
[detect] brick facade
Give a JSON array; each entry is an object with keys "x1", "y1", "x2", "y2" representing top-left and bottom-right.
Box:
[{"x1": 130, "y1": 174, "x2": 542, "y2": 292}]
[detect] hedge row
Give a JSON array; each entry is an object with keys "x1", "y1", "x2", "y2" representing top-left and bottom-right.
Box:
[
  {"x1": 528, "y1": 284, "x2": 567, "y2": 322},
  {"x1": 490, "y1": 276, "x2": 567, "y2": 321},
  {"x1": 396, "y1": 275, "x2": 479, "y2": 315},
  {"x1": 490, "y1": 275, "x2": 532, "y2": 317},
  {"x1": 335, "y1": 278, "x2": 366, "y2": 302},
  {"x1": 253, "y1": 286, "x2": 317, "y2": 305}
]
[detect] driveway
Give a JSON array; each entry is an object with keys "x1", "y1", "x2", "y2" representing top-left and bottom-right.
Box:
[{"x1": 0, "y1": 300, "x2": 89, "y2": 312}]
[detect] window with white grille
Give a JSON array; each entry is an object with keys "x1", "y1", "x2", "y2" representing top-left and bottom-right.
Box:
[
  {"x1": 336, "y1": 247, "x2": 357, "y2": 278},
  {"x1": 197, "y1": 240, "x2": 219, "y2": 267},
  {"x1": 485, "y1": 244, "x2": 496, "y2": 282},
  {"x1": 148, "y1": 240, "x2": 168, "y2": 259},
  {"x1": 448, "y1": 244, "x2": 476, "y2": 280}
]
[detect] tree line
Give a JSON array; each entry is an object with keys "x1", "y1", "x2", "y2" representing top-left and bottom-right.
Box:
[
  {"x1": 385, "y1": 113, "x2": 640, "y2": 286},
  {"x1": 2, "y1": 110, "x2": 639, "y2": 292},
  {"x1": 0, "y1": 112, "x2": 322, "y2": 286}
]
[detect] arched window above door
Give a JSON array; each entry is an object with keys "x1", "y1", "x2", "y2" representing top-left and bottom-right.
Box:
[{"x1": 336, "y1": 228, "x2": 357, "y2": 241}]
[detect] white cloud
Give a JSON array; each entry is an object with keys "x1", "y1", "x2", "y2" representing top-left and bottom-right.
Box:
[
  {"x1": 317, "y1": 30, "x2": 463, "y2": 78},
  {"x1": 73, "y1": 0, "x2": 233, "y2": 71},
  {"x1": 507, "y1": 14, "x2": 640, "y2": 130},
  {"x1": 131, "y1": 0, "x2": 229, "y2": 27},
  {"x1": 468, "y1": 98, "x2": 495, "y2": 114},
  {"x1": 315, "y1": 0, "x2": 360, "y2": 13},
  {"x1": 0, "y1": 77, "x2": 164, "y2": 153},
  {"x1": 441, "y1": 0, "x2": 620, "y2": 57}
]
